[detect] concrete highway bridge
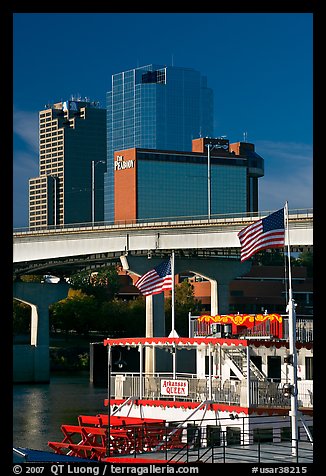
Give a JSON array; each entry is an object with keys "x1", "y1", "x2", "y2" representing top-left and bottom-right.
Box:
[{"x1": 13, "y1": 209, "x2": 313, "y2": 382}]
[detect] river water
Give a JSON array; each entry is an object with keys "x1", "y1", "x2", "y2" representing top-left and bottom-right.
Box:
[{"x1": 13, "y1": 371, "x2": 108, "y2": 452}]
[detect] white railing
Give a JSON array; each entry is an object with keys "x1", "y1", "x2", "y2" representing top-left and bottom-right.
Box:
[
  {"x1": 283, "y1": 317, "x2": 314, "y2": 343},
  {"x1": 13, "y1": 208, "x2": 313, "y2": 236},
  {"x1": 189, "y1": 315, "x2": 313, "y2": 343},
  {"x1": 110, "y1": 373, "x2": 313, "y2": 409}
]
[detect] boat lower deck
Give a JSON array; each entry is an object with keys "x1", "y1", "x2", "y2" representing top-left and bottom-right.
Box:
[
  {"x1": 45, "y1": 408, "x2": 313, "y2": 465},
  {"x1": 14, "y1": 440, "x2": 313, "y2": 464}
]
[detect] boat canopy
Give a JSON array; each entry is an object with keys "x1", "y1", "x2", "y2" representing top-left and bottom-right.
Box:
[
  {"x1": 103, "y1": 336, "x2": 312, "y2": 350},
  {"x1": 103, "y1": 336, "x2": 248, "y2": 348}
]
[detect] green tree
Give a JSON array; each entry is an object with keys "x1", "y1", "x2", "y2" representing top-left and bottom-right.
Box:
[
  {"x1": 293, "y1": 250, "x2": 313, "y2": 277},
  {"x1": 98, "y1": 298, "x2": 146, "y2": 337},
  {"x1": 68, "y1": 266, "x2": 121, "y2": 301},
  {"x1": 50, "y1": 294, "x2": 99, "y2": 335},
  {"x1": 97, "y1": 299, "x2": 129, "y2": 335},
  {"x1": 125, "y1": 297, "x2": 146, "y2": 335},
  {"x1": 253, "y1": 249, "x2": 286, "y2": 266}
]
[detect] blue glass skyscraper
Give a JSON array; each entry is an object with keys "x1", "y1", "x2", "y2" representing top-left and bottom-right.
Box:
[{"x1": 104, "y1": 64, "x2": 214, "y2": 221}]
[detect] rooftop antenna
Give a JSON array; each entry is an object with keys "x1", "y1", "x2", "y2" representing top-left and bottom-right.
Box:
[{"x1": 243, "y1": 131, "x2": 248, "y2": 142}]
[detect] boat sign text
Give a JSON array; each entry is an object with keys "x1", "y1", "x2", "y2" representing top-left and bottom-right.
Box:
[{"x1": 160, "y1": 379, "x2": 189, "y2": 396}]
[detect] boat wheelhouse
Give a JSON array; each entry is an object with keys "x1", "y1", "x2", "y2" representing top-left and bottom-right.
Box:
[{"x1": 48, "y1": 312, "x2": 313, "y2": 463}]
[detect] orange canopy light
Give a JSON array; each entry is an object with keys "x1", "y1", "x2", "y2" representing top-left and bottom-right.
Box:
[{"x1": 197, "y1": 314, "x2": 282, "y2": 325}]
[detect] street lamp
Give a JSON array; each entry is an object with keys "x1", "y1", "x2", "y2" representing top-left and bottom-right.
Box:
[
  {"x1": 205, "y1": 142, "x2": 225, "y2": 220},
  {"x1": 205, "y1": 144, "x2": 217, "y2": 220},
  {"x1": 91, "y1": 160, "x2": 105, "y2": 226}
]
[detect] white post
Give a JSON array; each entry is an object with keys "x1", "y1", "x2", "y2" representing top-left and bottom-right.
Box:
[
  {"x1": 168, "y1": 251, "x2": 178, "y2": 380},
  {"x1": 169, "y1": 252, "x2": 178, "y2": 338},
  {"x1": 139, "y1": 344, "x2": 143, "y2": 399},
  {"x1": 91, "y1": 160, "x2": 95, "y2": 225},
  {"x1": 246, "y1": 345, "x2": 251, "y2": 407},
  {"x1": 209, "y1": 279, "x2": 218, "y2": 315},
  {"x1": 145, "y1": 295, "x2": 154, "y2": 374},
  {"x1": 188, "y1": 311, "x2": 192, "y2": 338},
  {"x1": 208, "y1": 344, "x2": 212, "y2": 400},
  {"x1": 285, "y1": 201, "x2": 299, "y2": 457},
  {"x1": 172, "y1": 344, "x2": 176, "y2": 381}
]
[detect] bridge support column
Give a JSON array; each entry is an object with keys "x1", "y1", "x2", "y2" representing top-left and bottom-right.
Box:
[
  {"x1": 145, "y1": 294, "x2": 165, "y2": 374},
  {"x1": 145, "y1": 296, "x2": 154, "y2": 375},
  {"x1": 184, "y1": 258, "x2": 251, "y2": 315},
  {"x1": 209, "y1": 279, "x2": 218, "y2": 315},
  {"x1": 13, "y1": 282, "x2": 69, "y2": 383},
  {"x1": 215, "y1": 283, "x2": 231, "y2": 315}
]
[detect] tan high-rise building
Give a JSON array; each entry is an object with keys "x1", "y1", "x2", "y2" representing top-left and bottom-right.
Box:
[{"x1": 29, "y1": 98, "x2": 106, "y2": 230}]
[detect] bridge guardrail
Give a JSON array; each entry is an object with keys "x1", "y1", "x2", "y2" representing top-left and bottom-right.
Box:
[{"x1": 13, "y1": 208, "x2": 313, "y2": 237}]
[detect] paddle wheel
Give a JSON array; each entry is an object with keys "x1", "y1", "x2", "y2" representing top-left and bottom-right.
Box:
[{"x1": 48, "y1": 414, "x2": 183, "y2": 461}]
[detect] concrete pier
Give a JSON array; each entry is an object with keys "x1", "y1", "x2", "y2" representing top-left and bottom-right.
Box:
[{"x1": 13, "y1": 282, "x2": 69, "y2": 383}]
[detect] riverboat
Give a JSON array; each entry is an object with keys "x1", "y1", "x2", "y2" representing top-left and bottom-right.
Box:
[{"x1": 45, "y1": 312, "x2": 313, "y2": 464}]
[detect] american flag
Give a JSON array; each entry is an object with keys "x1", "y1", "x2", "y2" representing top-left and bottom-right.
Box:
[
  {"x1": 238, "y1": 208, "x2": 285, "y2": 262},
  {"x1": 135, "y1": 259, "x2": 173, "y2": 296}
]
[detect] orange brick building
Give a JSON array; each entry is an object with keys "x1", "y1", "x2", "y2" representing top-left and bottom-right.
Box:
[
  {"x1": 117, "y1": 265, "x2": 312, "y2": 317},
  {"x1": 114, "y1": 137, "x2": 264, "y2": 224}
]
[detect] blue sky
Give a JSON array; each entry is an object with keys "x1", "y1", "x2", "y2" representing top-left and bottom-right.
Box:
[{"x1": 13, "y1": 12, "x2": 313, "y2": 228}]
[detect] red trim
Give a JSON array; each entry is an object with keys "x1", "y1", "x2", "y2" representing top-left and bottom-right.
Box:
[
  {"x1": 247, "y1": 407, "x2": 313, "y2": 416},
  {"x1": 197, "y1": 314, "x2": 283, "y2": 339},
  {"x1": 198, "y1": 313, "x2": 282, "y2": 323},
  {"x1": 105, "y1": 398, "x2": 249, "y2": 414},
  {"x1": 103, "y1": 336, "x2": 248, "y2": 347},
  {"x1": 105, "y1": 398, "x2": 313, "y2": 417},
  {"x1": 249, "y1": 341, "x2": 313, "y2": 350},
  {"x1": 103, "y1": 336, "x2": 312, "y2": 350}
]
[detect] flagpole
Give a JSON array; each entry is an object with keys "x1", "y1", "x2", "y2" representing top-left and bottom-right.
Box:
[
  {"x1": 168, "y1": 251, "x2": 178, "y2": 381},
  {"x1": 285, "y1": 201, "x2": 299, "y2": 457},
  {"x1": 168, "y1": 250, "x2": 178, "y2": 338},
  {"x1": 171, "y1": 250, "x2": 175, "y2": 335}
]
